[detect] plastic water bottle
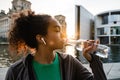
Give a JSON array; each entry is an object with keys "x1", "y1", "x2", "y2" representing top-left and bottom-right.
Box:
[{"x1": 67, "y1": 39, "x2": 110, "y2": 58}]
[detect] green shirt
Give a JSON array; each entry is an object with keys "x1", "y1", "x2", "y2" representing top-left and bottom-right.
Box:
[{"x1": 32, "y1": 53, "x2": 61, "y2": 80}]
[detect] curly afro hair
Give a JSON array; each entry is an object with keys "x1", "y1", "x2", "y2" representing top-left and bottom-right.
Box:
[{"x1": 8, "y1": 10, "x2": 52, "y2": 54}]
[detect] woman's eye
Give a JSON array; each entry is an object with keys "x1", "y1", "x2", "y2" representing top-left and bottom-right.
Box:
[
  {"x1": 55, "y1": 29, "x2": 60, "y2": 32},
  {"x1": 56, "y1": 30, "x2": 60, "y2": 32},
  {"x1": 55, "y1": 27, "x2": 61, "y2": 32}
]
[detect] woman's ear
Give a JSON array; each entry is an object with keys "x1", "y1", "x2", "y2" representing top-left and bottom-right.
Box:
[
  {"x1": 36, "y1": 34, "x2": 46, "y2": 45},
  {"x1": 36, "y1": 34, "x2": 42, "y2": 43}
]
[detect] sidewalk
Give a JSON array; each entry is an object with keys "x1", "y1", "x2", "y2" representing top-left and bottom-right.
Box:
[
  {"x1": 0, "y1": 67, "x2": 8, "y2": 80},
  {"x1": 0, "y1": 63, "x2": 120, "y2": 80},
  {"x1": 83, "y1": 62, "x2": 120, "y2": 80}
]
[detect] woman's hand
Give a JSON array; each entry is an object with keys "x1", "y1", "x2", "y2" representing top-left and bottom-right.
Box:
[{"x1": 82, "y1": 40, "x2": 99, "y2": 62}]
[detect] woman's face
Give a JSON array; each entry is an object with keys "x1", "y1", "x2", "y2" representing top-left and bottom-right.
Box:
[{"x1": 44, "y1": 17, "x2": 66, "y2": 50}]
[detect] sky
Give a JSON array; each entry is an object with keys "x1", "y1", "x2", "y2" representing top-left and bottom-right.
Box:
[
  {"x1": 75, "y1": 0, "x2": 120, "y2": 15},
  {"x1": 0, "y1": 0, "x2": 120, "y2": 38}
]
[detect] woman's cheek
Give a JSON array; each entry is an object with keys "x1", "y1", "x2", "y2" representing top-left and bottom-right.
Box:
[
  {"x1": 47, "y1": 33, "x2": 62, "y2": 45},
  {"x1": 49, "y1": 41, "x2": 55, "y2": 45}
]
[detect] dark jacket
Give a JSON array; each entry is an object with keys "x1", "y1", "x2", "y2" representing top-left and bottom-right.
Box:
[{"x1": 5, "y1": 53, "x2": 107, "y2": 80}]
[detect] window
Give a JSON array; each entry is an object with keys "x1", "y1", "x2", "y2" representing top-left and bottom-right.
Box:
[
  {"x1": 97, "y1": 27, "x2": 109, "y2": 35},
  {"x1": 97, "y1": 28, "x2": 104, "y2": 35},
  {"x1": 111, "y1": 36, "x2": 120, "y2": 44},
  {"x1": 99, "y1": 37, "x2": 109, "y2": 44},
  {"x1": 102, "y1": 15, "x2": 108, "y2": 24},
  {"x1": 111, "y1": 26, "x2": 120, "y2": 35},
  {"x1": 110, "y1": 15, "x2": 120, "y2": 23}
]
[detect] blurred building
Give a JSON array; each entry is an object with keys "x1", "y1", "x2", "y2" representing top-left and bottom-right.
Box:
[
  {"x1": 95, "y1": 10, "x2": 120, "y2": 44},
  {"x1": 54, "y1": 15, "x2": 67, "y2": 38},
  {"x1": 10, "y1": 0, "x2": 31, "y2": 13},
  {"x1": 0, "y1": 10, "x2": 10, "y2": 40},
  {"x1": 54, "y1": 15, "x2": 67, "y2": 53},
  {"x1": 0, "y1": 0, "x2": 67, "y2": 42},
  {"x1": 0, "y1": 0, "x2": 31, "y2": 41},
  {"x1": 75, "y1": 5, "x2": 94, "y2": 40},
  {"x1": 1, "y1": 0, "x2": 119, "y2": 45}
]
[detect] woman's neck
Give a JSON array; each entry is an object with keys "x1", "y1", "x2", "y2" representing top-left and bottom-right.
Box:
[{"x1": 33, "y1": 47, "x2": 55, "y2": 64}]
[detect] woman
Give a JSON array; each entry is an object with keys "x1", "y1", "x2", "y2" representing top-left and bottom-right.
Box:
[{"x1": 5, "y1": 11, "x2": 107, "y2": 80}]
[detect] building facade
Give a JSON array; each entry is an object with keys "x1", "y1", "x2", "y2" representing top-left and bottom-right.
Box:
[
  {"x1": 0, "y1": 0, "x2": 31, "y2": 42},
  {"x1": 0, "y1": 0, "x2": 67, "y2": 42},
  {"x1": 9, "y1": 0, "x2": 31, "y2": 13},
  {"x1": 95, "y1": 10, "x2": 120, "y2": 44},
  {"x1": 75, "y1": 5, "x2": 94, "y2": 40},
  {"x1": 54, "y1": 15, "x2": 67, "y2": 38},
  {"x1": 0, "y1": 11, "x2": 10, "y2": 42},
  {"x1": 74, "y1": 5, "x2": 94, "y2": 61}
]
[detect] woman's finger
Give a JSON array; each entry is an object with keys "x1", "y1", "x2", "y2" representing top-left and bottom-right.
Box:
[{"x1": 96, "y1": 39, "x2": 100, "y2": 44}]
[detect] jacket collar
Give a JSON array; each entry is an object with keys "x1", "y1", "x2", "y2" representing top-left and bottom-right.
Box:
[
  {"x1": 22, "y1": 52, "x2": 69, "y2": 80},
  {"x1": 22, "y1": 53, "x2": 34, "y2": 66},
  {"x1": 22, "y1": 53, "x2": 37, "y2": 80},
  {"x1": 22, "y1": 52, "x2": 68, "y2": 66}
]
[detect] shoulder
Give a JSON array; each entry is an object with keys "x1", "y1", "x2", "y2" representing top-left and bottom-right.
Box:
[
  {"x1": 7, "y1": 53, "x2": 33, "y2": 72},
  {"x1": 57, "y1": 52, "x2": 93, "y2": 79},
  {"x1": 57, "y1": 52, "x2": 89, "y2": 69},
  {"x1": 10, "y1": 58, "x2": 24, "y2": 70},
  {"x1": 5, "y1": 58, "x2": 25, "y2": 80},
  {"x1": 5, "y1": 54, "x2": 33, "y2": 80},
  {"x1": 8, "y1": 53, "x2": 33, "y2": 70},
  {"x1": 7, "y1": 58, "x2": 25, "y2": 74}
]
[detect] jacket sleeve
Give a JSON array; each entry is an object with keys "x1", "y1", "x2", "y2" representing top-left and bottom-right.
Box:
[
  {"x1": 89, "y1": 54, "x2": 107, "y2": 80},
  {"x1": 5, "y1": 67, "x2": 14, "y2": 80},
  {"x1": 74, "y1": 54, "x2": 107, "y2": 80},
  {"x1": 74, "y1": 57, "x2": 94, "y2": 80}
]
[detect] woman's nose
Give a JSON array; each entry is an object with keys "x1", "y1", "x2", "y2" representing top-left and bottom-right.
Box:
[{"x1": 60, "y1": 32, "x2": 66, "y2": 39}]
